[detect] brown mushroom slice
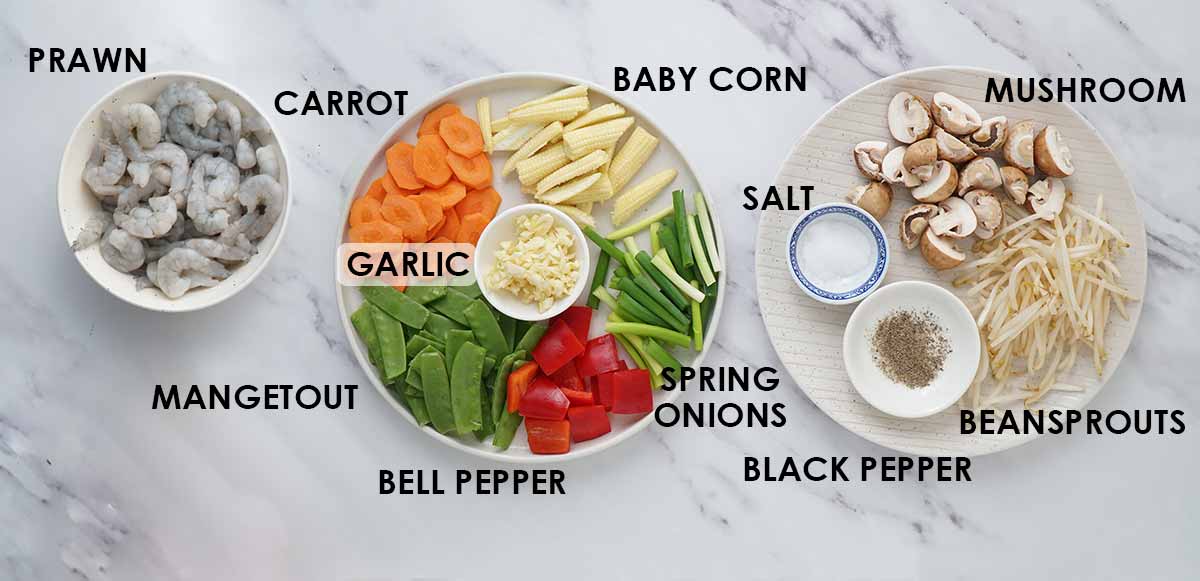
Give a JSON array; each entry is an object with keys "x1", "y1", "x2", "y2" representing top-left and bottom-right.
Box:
[
  {"x1": 899, "y1": 203, "x2": 940, "y2": 250},
  {"x1": 1026, "y1": 177, "x2": 1068, "y2": 221},
  {"x1": 963, "y1": 190, "x2": 1004, "y2": 239},
  {"x1": 932, "y1": 126, "x2": 976, "y2": 164},
  {"x1": 920, "y1": 228, "x2": 965, "y2": 270},
  {"x1": 999, "y1": 166, "x2": 1029, "y2": 205},
  {"x1": 957, "y1": 157, "x2": 1002, "y2": 195},
  {"x1": 966, "y1": 116, "x2": 1007, "y2": 153},
  {"x1": 846, "y1": 182, "x2": 893, "y2": 221},
  {"x1": 853, "y1": 140, "x2": 890, "y2": 181},
  {"x1": 930, "y1": 92, "x2": 982, "y2": 135},
  {"x1": 902, "y1": 138, "x2": 938, "y2": 181},
  {"x1": 1004, "y1": 120, "x2": 1038, "y2": 176},
  {"x1": 887, "y1": 92, "x2": 932, "y2": 144},
  {"x1": 910, "y1": 160, "x2": 958, "y2": 203},
  {"x1": 928, "y1": 196, "x2": 978, "y2": 238},
  {"x1": 881, "y1": 146, "x2": 922, "y2": 187},
  {"x1": 1034, "y1": 125, "x2": 1074, "y2": 177}
]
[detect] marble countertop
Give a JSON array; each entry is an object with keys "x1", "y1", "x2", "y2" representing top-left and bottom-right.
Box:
[{"x1": 2, "y1": 1, "x2": 1197, "y2": 579}]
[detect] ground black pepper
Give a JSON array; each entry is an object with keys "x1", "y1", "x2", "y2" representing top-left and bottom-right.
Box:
[{"x1": 869, "y1": 309, "x2": 952, "y2": 388}]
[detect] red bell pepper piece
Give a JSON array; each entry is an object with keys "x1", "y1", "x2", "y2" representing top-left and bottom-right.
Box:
[
  {"x1": 518, "y1": 376, "x2": 569, "y2": 420},
  {"x1": 592, "y1": 361, "x2": 628, "y2": 411},
  {"x1": 555, "y1": 305, "x2": 592, "y2": 344},
  {"x1": 506, "y1": 361, "x2": 539, "y2": 413},
  {"x1": 525, "y1": 419, "x2": 571, "y2": 454},
  {"x1": 576, "y1": 333, "x2": 622, "y2": 377},
  {"x1": 610, "y1": 368, "x2": 653, "y2": 414},
  {"x1": 567, "y1": 405, "x2": 611, "y2": 442},
  {"x1": 560, "y1": 387, "x2": 595, "y2": 407},
  {"x1": 549, "y1": 359, "x2": 586, "y2": 392},
  {"x1": 532, "y1": 319, "x2": 584, "y2": 375}
]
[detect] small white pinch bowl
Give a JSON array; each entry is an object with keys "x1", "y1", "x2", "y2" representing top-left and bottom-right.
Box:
[
  {"x1": 58, "y1": 71, "x2": 291, "y2": 313},
  {"x1": 843, "y1": 280, "x2": 981, "y2": 418},
  {"x1": 473, "y1": 203, "x2": 591, "y2": 322},
  {"x1": 786, "y1": 202, "x2": 889, "y2": 305}
]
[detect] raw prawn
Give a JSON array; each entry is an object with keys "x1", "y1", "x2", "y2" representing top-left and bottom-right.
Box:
[
  {"x1": 152, "y1": 247, "x2": 229, "y2": 299},
  {"x1": 166, "y1": 106, "x2": 224, "y2": 153},
  {"x1": 114, "y1": 195, "x2": 178, "y2": 239},
  {"x1": 243, "y1": 115, "x2": 272, "y2": 143},
  {"x1": 71, "y1": 212, "x2": 113, "y2": 250},
  {"x1": 214, "y1": 100, "x2": 242, "y2": 146},
  {"x1": 235, "y1": 138, "x2": 256, "y2": 169},
  {"x1": 186, "y1": 155, "x2": 240, "y2": 235},
  {"x1": 255, "y1": 144, "x2": 280, "y2": 181},
  {"x1": 153, "y1": 81, "x2": 216, "y2": 129},
  {"x1": 235, "y1": 174, "x2": 284, "y2": 240},
  {"x1": 83, "y1": 140, "x2": 127, "y2": 193},
  {"x1": 137, "y1": 142, "x2": 190, "y2": 196},
  {"x1": 99, "y1": 227, "x2": 146, "y2": 273}
]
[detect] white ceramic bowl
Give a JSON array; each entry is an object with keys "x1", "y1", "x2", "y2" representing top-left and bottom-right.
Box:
[
  {"x1": 842, "y1": 280, "x2": 981, "y2": 418},
  {"x1": 786, "y1": 202, "x2": 889, "y2": 305},
  {"x1": 57, "y1": 71, "x2": 291, "y2": 312},
  {"x1": 473, "y1": 204, "x2": 591, "y2": 322}
]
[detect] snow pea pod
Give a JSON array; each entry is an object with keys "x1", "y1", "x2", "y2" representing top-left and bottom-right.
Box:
[
  {"x1": 490, "y1": 350, "x2": 526, "y2": 426},
  {"x1": 444, "y1": 329, "x2": 475, "y2": 371},
  {"x1": 417, "y1": 351, "x2": 455, "y2": 434},
  {"x1": 350, "y1": 304, "x2": 381, "y2": 366},
  {"x1": 431, "y1": 287, "x2": 474, "y2": 325},
  {"x1": 371, "y1": 305, "x2": 408, "y2": 381},
  {"x1": 491, "y1": 358, "x2": 528, "y2": 451},
  {"x1": 449, "y1": 342, "x2": 486, "y2": 434},
  {"x1": 514, "y1": 321, "x2": 549, "y2": 352},
  {"x1": 361, "y1": 286, "x2": 429, "y2": 328},
  {"x1": 464, "y1": 300, "x2": 509, "y2": 359},
  {"x1": 404, "y1": 284, "x2": 447, "y2": 305}
]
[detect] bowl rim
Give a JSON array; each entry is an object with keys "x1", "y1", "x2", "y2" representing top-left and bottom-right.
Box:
[
  {"x1": 786, "y1": 202, "x2": 889, "y2": 305},
  {"x1": 841, "y1": 279, "x2": 980, "y2": 418},
  {"x1": 57, "y1": 70, "x2": 292, "y2": 313},
  {"x1": 473, "y1": 203, "x2": 591, "y2": 322}
]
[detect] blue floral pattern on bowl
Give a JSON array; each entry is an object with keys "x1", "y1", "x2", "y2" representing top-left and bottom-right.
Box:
[{"x1": 787, "y1": 204, "x2": 888, "y2": 303}]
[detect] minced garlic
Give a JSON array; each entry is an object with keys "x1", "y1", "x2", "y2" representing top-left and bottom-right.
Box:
[{"x1": 486, "y1": 212, "x2": 580, "y2": 312}]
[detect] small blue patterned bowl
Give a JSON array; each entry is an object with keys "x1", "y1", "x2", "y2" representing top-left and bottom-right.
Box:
[{"x1": 786, "y1": 202, "x2": 889, "y2": 305}]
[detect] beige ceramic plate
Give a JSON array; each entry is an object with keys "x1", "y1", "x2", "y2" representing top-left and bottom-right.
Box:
[{"x1": 755, "y1": 66, "x2": 1147, "y2": 456}]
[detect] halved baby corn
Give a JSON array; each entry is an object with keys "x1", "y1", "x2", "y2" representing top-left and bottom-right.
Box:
[
  {"x1": 516, "y1": 144, "x2": 570, "y2": 186},
  {"x1": 538, "y1": 172, "x2": 603, "y2": 205},
  {"x1": 564, "y1": 103, "x2": 626, "y2": 132},
  {"x1": 612, "y1": 169, "x2": 677, "y2": 225},
  {"x1": 608, "y1": 126, "x2": 659, "y2": 192},
  {"x1": 492, "y1": 123, "x2": 543, "y2": 152},
  {"x1": 502, "y1": 121, "x2": 563, "y2": 177},
  {"x1": 509, "y1": 84, "x2": 588, "y2": 113},
  {"x1": 562, "y1": 117, "x2": 634, "y2": 160},
  {"x1": 509, "y1": 96, "x2": 590, "y2": 125},
  {"x1": 477, "y1": 97, "x2": 493, "y2": 154},
  {"x1": 536, "y1": 149, "x2": 609, "y2": 195}
]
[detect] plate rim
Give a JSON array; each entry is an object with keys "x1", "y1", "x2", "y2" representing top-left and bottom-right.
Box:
[{"x1": 334, "y1": 71, "x2": 727, "y2": 463}]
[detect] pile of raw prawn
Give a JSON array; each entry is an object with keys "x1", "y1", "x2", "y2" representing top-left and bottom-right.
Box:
[{"x1": 73, "y1": 81, "x2": 285, "y2": 298}]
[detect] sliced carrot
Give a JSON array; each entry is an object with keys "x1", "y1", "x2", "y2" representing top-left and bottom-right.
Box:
[
  {"x1": 457, "y1": 213, "x2": 489, "y2": 245},
  {"x1": 380, "y1": 194, "x2": 428, "y2": 241},
  {"x1": 385, "y1": 142, "x2": 423, "y2": 190},
  {"x1": 413, "y1": 134, "x2": 452, "y2": 187},
  {"x1": 412, "y1": 195, "x2": 445, "y2": 237},
  {"x1": 419, "y1": 103, "x2": 462, "y2": 136},
  {"x1": 429, "y1": 236, "x2": 454, "y2": 245},
  {"x1": 455, "y1": 187, "x2": 502, "y2": 221},
  {"x1": 435, "y1": 207, "x2": 461, "y2": 241},
  {"x1": 438, "y1": 114, "x2": 484, "y2": 157},
  {"x1": 381, "y1": 172, "x2": 407, "y2": 197},
  {"x1": 349, "y1": 221, "x2": 405, "y2": 244},
  {"x1": 446, "y1": 151, "x2": 492, "y2": 189},
  {"x1": 421, "y1": 180, "x2": 467, "y2": 209},
  {"x1": 349, "y1": 196, "x2": 383, "y2": 228},
  {"x1": 364, "y1": 178, "x2": 388, "y2": 202}
]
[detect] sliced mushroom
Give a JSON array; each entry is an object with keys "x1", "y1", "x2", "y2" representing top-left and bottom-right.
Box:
[
  {"x1": 887, "y1": 92, "x2": 932, "y2": 143},
  {"x1": 930, "y1": 92, "x2": 982, "y2": 135},
  {"x1": 1033, "y1": 125, "x2": 1074, "y2": 177},
  {"x1": 910, "y1": 160, "x2": 958, "y2": 203},
  {"x1": 881, "y1": 146, "x2": 922, "y2": 187},
  {"x1": 999, "y1": 166, "x2": 1029, "y2": 205},
  {"x1": 1026, "y1": 177, "x2": 1068, "y2": 221},
  {"x1": 853, "y1": 140, "x2": 890, "y2": 181},
  {"x1": 899, "y1": 203, "x2": 939, "y2": 250},
  {"x1": 966, "y1": 116, "x2": 1007, "y2": 153},
  {"x1": 920, "y1": 228, "x2": 965, "y2": 270},
  {"x1": 928, "y1": 196, "x2": 978, "y2": 238},
  {"x1": 846, "y1": 182, "x2": 892, "y2": 221},
  {"x1": 1004, "y1": 120, "x2": 1038, "y2": 176},
  {"x1": 957, "y1": 157, "x2": 1002, "y2": 195},
  {"x1": 932, "y1": 126, "x2": 976, "y2": 164},
  {"x1": 963, "y1": 189, "x2": 1004, "y2": 240},
  {"x1": 902, "y1": 138, "x2": 938, "y2": 181}
]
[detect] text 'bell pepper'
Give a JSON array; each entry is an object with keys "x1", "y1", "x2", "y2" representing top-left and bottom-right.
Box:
[
  {"x1": 568, "y1": 405, "x2": 611, "y2": 442},
  {"x1": 506, "y1": 361, "x2": 539, "y2": 413},
  {"x1": 525, "y1": 418, "x2": 570, "y2": 454},
  {"x1": 532, "y1": 319, "x2": 584, "y2": 375},
  {"x1": 576, "y1": 333, "x2": 622, "y2": 378},
  {"x1": 610, "y1": 368, "x2": 653, "y2": 414},
  {"x1": 555, "y1": 305, "x2": 592, "y2": 344},
  {"x1": 518, "y1": 376, "x2": 569, "y2": 420}
]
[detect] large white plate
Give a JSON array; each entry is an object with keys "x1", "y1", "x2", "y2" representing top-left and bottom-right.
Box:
[
  {"x1": 755, "y1": 66, "x2": 1147, "y2": 456},
  {"x1": 336, "y1": 73, "x2": 725, "y2": 462}
]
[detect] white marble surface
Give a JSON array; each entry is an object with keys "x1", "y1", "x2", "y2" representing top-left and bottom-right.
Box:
[{"x1": 2, "y1": 1, "x2": 1198, "y2": 579}]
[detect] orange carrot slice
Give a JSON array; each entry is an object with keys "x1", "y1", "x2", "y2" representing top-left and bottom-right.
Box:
[
  {"x1": 385, "y1": 142, "x2": 423, "y2": 190},
  {"x1": 349, "y1": 221, "x2": 405, "y2": 244},
  {"x1": 380, "y1": 194, "x2": 428, "y2": 240},
  {"x1": 446, "y1": 151, "x2": 492, "y2": 190},
  {"x1": 364, "y1": 178, "x2": 388, "y2": 202},
  {"x1": 413, "y1": 195, "x2": 445, "y2": 238},
  {"x1": 413, "y1": 134, "x2": 452, "y2": 187},
  {"x1": 457, "y1": 213, "x2": 489, "y2": 245},
  {"x1": 438, "y1": 114, "x2": 484, "y2": 157},
  {"x1": 455, "y1": 187, "x2": 502, "y2": 220},
  {"x1": 419, "y1": 103, "x2": 462, "y2": 136},
  {"x1": 381, "y1": 172, "x2": 407, "y2": 197},
  {"x1": 435, "y1": 207, "x2": 461, "y2": 241},
  {"x1": 421, "y1": 180, "x2": 467, "y2": 209},
  {"x1": 349, "y1": 196, "x2": 383, "y2": 228}
]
